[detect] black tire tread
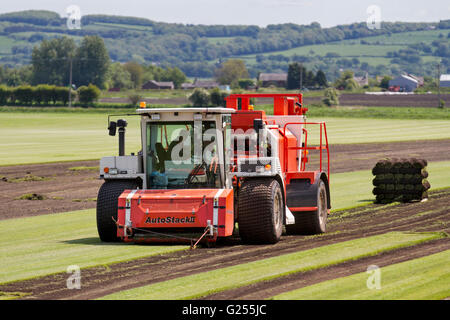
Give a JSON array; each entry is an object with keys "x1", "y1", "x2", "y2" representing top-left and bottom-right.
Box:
[
  {"x1": 96, "y1": 180, "x2": 138, "y2": 242},
  {"x1": 238, "y1": 179, "x2": 283, "y2": 244}
]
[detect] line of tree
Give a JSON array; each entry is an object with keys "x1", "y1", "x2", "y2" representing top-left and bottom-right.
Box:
[
  {"x1": 31, "y1": 35, "x2": 110, "y2": 89},
  {"x1": 0, "y1": 84, "x2": 100, "y2": 106}
]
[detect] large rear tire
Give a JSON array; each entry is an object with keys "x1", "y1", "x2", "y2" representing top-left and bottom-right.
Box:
[
  {"x1": 96, "y1": 180, "x2": 138, "y2": 242},
  {"x1": 238, "y1": 179, "x2": 284, "y2": 244},
  {"x1": 286, "y1": 180, "x2": 328, "y2": 235}
]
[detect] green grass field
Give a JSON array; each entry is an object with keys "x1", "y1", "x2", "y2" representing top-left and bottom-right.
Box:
[
  {"x1": 0, "y1": 209, "x2": 187, "y2": 284},
  {"x1": 236, "y1": 29, "x2": 445, "y2": 67},
  {"x1": 1, "y1": 110, "x2": 449, "y2": 166},
  {"x1": 273, "y1": 249, "x2": 450, "y2": 300},
  {"x1": 99, "y1": 232, "x2": 443, "y2": 300},
  {"x1": 0, "y1": 112, "x2": 142, "y2": 166}
]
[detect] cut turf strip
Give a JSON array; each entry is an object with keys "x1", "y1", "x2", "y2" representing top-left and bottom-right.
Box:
[
  {"x1": 202, "y1": 237, "x2": 449, "y2": 300},
  {"x1": 99, "y1": 232, "x2": 444, "y2": 300},
  {"x1": 272, "y1": 249, "x2": 450, "y2": 300},
  {"x1": 0, "y1": 209, "x2": 188, "y2": 284}
]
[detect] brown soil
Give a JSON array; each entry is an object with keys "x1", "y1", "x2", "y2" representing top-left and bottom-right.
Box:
[
  {"x1": 1, "y1": 188, "x2": 448, "y2": 300},
  {"x1": 329, "y1": 139, "x2": 450, "y2": 174},
  {"x1": 304, "y1": 93, "x2": 450, "y2": 108},
  {"x1": 0, "y1": 160, "x2": 102, "y2": 220},
  {"x1": 1, "y1": 139, "x2": 448, "y2": 221}
]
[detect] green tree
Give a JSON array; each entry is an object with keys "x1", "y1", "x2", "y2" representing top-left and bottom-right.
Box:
[
  {"x1": 78, "y1": 84, "x2": 101, "y2": 106},
  {"x1": 73, "y1": 36, "x2": 110, "y2": 89},
  {"x1": 31, "y1": 37, "x2": 76, "y2": 86},
  {"x1": 380, "y1": 76, "x2": 392, "y2": 89},
  {"x1": 161, "y1": 67, "x2": 186, "y2": 89},
  {"x1": 287, "y1": 62, "x2": 307, "y2": 89},
  {"x1": 215, "y1": 59, "x2": 249, "y2": 87},
  {"x1": 315, "y1": 70, "x2": 328, "y2": 87},
  {"x1": 334, "y1": 70, "x2": 359, "y2": 91},
  {"x1": 14, "y1": 85, "x2": 34, "y2": 104},
  {"x1": 238, "y1": 79, "x2": 254, "y2": 89},
  {"x1": 0, "y1": 85, "x2": 10, "y2": 105},
  {"x1": 322, "y1": 87, "x2": 339, "y2": 106},
  {"x1": 124, "y1": 61, "x2": 144, "y2": 89},
  {"x1": 210, "y1": 88, "x2": 228, "y2": 107},
  {"x1": 189, "y1": 88, "x2": 211, "y2": 106},
  {"x1": 107, "y1": 63, "x2": 133, "y2": 90}
]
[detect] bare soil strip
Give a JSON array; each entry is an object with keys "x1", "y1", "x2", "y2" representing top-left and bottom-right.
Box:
[
  {"x1": 1, "y1": 139, "x2": 449, "y2": 221},
  {"x1": 0, "y1": 160, "x2": 101, "y2": 220},
  {"x1": 304, "y1": 93, "x2": 450, "y2": 108},
  {"x1": 0, "y1": 188, "x2": 448, "y2": 300}
]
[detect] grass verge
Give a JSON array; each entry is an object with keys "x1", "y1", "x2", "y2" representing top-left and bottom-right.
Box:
[
  {"x1": 272, "y1": 249, "x2": 450, "y2": 300},
  {"x1": 98, "y1": 232, "x2": 443, "y2": 300}
]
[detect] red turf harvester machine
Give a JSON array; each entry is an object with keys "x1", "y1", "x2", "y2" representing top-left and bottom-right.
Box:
[{"x1": 97, "y1": 93, "x2": 330, "y2": 245}]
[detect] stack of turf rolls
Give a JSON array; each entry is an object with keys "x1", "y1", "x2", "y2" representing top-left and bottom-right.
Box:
[{"x1": 372, "y1": 158, "x2": 430, "y2": 204}]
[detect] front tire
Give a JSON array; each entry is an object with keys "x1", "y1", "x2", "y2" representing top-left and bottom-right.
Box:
[
  {"x1": 96, "y1": 180, "x2": 138, "y2": 242},
  {"x1": 238, "y1": 179, "x2": 284, "y2": 244}
]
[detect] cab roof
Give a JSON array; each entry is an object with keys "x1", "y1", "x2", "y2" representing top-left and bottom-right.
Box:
[{"x1": 136, "y1": 107, "x2": 236, "y2": 114}]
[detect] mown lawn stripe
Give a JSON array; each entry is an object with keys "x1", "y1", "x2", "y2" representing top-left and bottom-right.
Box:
[
  {"x1": 98, "y1": 232, "x2": 443, "y2": 300},
  {"x1": 272, "y1": 249, "x2": 450, "y2": 300},
  {"x1": 0, "y1": 209, "x2": 188, "y2": 284}
]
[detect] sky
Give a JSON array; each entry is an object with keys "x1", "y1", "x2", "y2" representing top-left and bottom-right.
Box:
[{"x1": 0, "y1": 0, "x2": 449, "y2": 27}]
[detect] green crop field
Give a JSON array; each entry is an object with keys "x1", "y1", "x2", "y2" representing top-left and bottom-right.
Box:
[
  {"x1": 273, "y1": 249, "x2": 450, "y2": 300},
  {"x1": 99, "y1": 232, "x2": 443, "y2": 300},
  {"x1": 1, "y1": 110, "x2": 449, "y2": 166}
]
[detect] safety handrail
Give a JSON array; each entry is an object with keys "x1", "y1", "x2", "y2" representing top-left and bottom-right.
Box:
[{"x1": 282, "y1": 122, "x2": 330, "y2": 181}]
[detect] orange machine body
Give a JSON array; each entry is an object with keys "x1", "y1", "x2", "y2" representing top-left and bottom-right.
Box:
[{"x1": 117, "y1": 189, "x2": 234, "y2": 242}]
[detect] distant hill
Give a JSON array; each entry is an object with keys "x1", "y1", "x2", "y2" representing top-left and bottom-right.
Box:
[{"x1": 0, "y1": 10, "x2": 449, "y2": 79}]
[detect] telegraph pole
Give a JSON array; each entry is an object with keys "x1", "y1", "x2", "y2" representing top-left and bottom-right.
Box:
[
  {"x1": 437, "y1": 62, "x2": 441, "y2": 108},
  {"x1": 69, "y1": 57, "x2": 73, "y2": 108},
  {"x1": 299, "y1": 63, "x2": 303, "y2": 91}
]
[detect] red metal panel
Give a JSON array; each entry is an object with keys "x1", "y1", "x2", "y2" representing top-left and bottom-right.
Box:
[
  {"x1": 231, "y1": 110, "x2": 266, "y2": 131},
  {"x1": 117, "y1": 188, "x2": 234, "y2": 240},
  {"x1": 289, "y1": 206, "x2": 318, "y2": 212}
]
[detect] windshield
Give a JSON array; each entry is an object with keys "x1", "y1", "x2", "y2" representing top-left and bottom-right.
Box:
[{"x1": 146, "y1": 121, "x2": 221, "y2": 189}]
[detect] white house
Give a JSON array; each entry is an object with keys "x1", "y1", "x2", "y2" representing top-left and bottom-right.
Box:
[{"x1": 440, "y1": 74, "x2": 450, "y2": 88}]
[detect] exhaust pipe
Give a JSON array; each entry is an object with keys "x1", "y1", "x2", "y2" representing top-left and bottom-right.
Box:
[{"x1": 117, "y1": 119, "x2": 127, "y2": 156}]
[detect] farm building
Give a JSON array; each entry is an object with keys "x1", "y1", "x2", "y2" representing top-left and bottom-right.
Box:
[
  {"x1": 259, "y1": 73, "x2": 287, "y2": 88},
  {"x1": 388, "y1": 75, "x2": 419, "y2": 92},
  {"x1": 354, "y1": 72, "x2": 369, "y2": 87},
  {"x1": 142, "y1": 80, "x2": 174, "y2": 90},
  {"x1": 181, "y1": 80, "x2": 220, "y2": 90},
  {"x1": 440, "y1": 74, "x2": 450, "y2": 87},
  {"x1": 193, "y1": 80, "x2": 219, "y2": 89}
]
